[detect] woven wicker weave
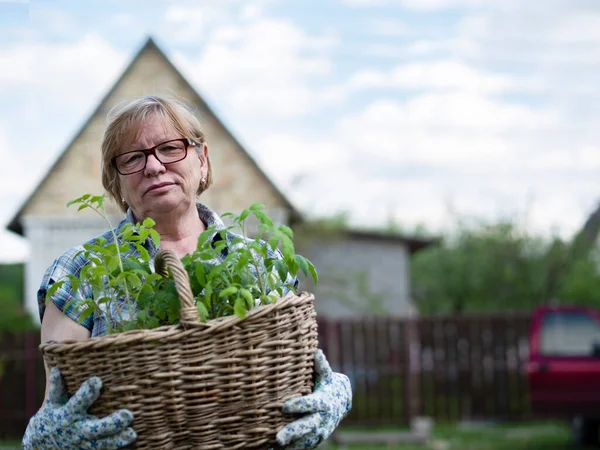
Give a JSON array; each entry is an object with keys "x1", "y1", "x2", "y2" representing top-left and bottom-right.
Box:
[{"x1": 40, "y1": 249, "x2": 319, "y2": 449}]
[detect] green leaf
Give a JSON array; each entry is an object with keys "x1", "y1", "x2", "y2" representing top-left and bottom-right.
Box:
[
  {"x1": 281, "y1": 234, "x2": 295, "y2": 263},
  {"x1": 294, "y1": 255, "x2": 309, "y2": 278},
  {"x1": 219, "y1": 286, "x2": 238, "y2": 297},
  {"x1": 97, "y1": 296, "x2": 112, "y2": 305},
  {"x1": 278, "y1": 225, "x2": 294, "y2": 239},
  {"x1": 253, "y1": 211, "x2": 273, "y2": 227},
  {"x1": 77, "y1": 204, "x2": 89, "y2": 212},
  {"x1": 307, "y1": 260, "x2": 319, "y2": 284},
  {"x1": 149, "y1": 229, "x2": 161, "y2": 247},
  {"x1": 195, "y1": 263, "x2": 206, "y2": 286},
  {"x1": 196, "y1": 228, "x2": 214, "y2": 250},
  {"x1": 208, "y1": 264, "x2": 225, "y2": 281},
  {"x1": 249, "y1": 203, "x2": 265, "y2": 212},
  {"x1": 196, "y1": 302, "x2": 208, "y2": 322},
  {"x1": 274, "y1": 260, "x2": 288, "y2": 284},
  {"x1": 127, "y1": 274, "x2": 142, "y2": 288},
  {"x1": 268, "y1": 234, "x2": 280, "y2": 252},
  {"x1": 139, "y1": 229, "x2": 149, "y2": 243},
  {"x1": 107, "y1": 256, "x2": 120, "y2": 273},
  {"x1": 77, "y1": 303, "x2": 96, "y2": 323},
  {"x1": 137, "y1": 310, "x2": 148, "y2": 322},
  {"x1": 142, "y1": 217, "x2": 156, "y2": 228},
  {"x1": 239, "y1": 209, "x2": 250, "y2": 223},
  {"x1": 45, "y1": 280, "x2": 65, "y2": 303},
  {"x1": 135, "y1": 244, "x2": 150, "y2": 261},
  {"x1": 90, "y1": 195, "x2": 104, "y2": 206},
  {"x1": 234, "y1": 297, "x2": 247, "y2": 319},
  {"x1": 240, "y1": 288, "x2": 254, "y2": 308},
  {"x1": 236, "y1": 253, "x2": 250, "y2": 272}
]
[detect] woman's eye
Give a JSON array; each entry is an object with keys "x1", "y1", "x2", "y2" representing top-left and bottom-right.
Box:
[{"x1": 124, "y1": 153, "x2": 143, "y2": 164}]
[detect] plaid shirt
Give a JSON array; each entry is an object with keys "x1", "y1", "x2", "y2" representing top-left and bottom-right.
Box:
[{"x1": 38, "y1": 203, "x2": 298, "y2": 337}]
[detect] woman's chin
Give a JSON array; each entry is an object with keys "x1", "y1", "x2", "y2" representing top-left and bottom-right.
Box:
[{"x1": 144, "y1": 195, "x2": 190, "y2": 214}]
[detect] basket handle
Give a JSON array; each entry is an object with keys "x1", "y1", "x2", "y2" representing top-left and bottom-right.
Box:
[{"x1": 154, "y1": 248, "x2": 200, "y2": 328}]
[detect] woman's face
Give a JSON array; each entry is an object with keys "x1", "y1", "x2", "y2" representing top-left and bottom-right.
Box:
[{"x1": 118, "y1": 113, "x2": 208, "y2": 220}]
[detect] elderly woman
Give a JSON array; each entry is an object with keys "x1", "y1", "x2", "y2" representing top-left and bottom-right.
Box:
[{"x1": 22, "y1": 95, "x2": 352, "y2": 449}]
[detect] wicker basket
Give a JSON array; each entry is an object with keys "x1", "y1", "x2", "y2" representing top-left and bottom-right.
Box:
[{"x1": 40, "y1": 249, "x2": 319, "y2": 449}]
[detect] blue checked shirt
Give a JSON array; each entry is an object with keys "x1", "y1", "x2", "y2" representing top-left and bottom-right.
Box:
[{"x1": 38, "y1": 203, "x2": 299, "y2": 337}]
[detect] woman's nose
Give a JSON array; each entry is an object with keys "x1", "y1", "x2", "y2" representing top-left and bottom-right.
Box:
[{"x1": 144, "y1": 154, "x2": 165, "y2": 175}]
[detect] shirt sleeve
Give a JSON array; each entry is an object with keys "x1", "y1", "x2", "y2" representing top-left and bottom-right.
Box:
[{"x1": 37, "y1": 246, "x2": 94, "y2": 332}]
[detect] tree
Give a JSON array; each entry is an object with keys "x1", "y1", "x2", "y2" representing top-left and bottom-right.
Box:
[
  {"x1": 0, "y1": 263, "x2": 36, "y2": 331},
  {"x1": 411, "y1": 203, "x2": 600, "y2": 315}
]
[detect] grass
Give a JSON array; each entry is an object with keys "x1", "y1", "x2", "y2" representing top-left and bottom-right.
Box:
[
  {"x1": 0, "y1": 443, "x2": 20, "y2": 450},
  {"x1": 1, "y1": 421, "x2": 591, "y2": 450},
  {"x1": 324, "y1": 420, "x2": 592, "y2": 450}
]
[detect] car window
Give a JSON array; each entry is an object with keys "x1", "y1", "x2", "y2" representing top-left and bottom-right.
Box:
[{"x1": 540, "y1": 311, "x2": 600, "y2": 357}]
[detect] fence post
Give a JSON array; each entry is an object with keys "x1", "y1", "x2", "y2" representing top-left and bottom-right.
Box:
[
  {"x1": 25, "y1": 331, "x2": 38, "y2": 419},
  {"x1": 403, "y1": 316, "x2": 421, "y2": 423}
]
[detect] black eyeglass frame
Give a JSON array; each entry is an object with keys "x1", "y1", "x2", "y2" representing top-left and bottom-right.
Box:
[{"x1": 111, "y1": 137, "x2": 197, "y2": 175}]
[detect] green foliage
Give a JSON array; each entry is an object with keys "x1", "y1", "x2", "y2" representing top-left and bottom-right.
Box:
[
  {"x1": 47, "y1": 194, "x2": 318, "y2": 334},
  {"x1": 411, "y1": 216, "x2": 600, "y2": 315},
  {"x1": 0, "y1": 264, "x2": 36, "y2": 332}
]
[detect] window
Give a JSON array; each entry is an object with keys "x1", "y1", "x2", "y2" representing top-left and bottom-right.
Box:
[{"x1": 540, "y1": 312, "x2": 600, "y2": 357}]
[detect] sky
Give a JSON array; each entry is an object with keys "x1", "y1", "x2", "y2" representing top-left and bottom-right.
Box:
[{"x1": 1, "y1": 0, "x2": 599, "y2": 262}]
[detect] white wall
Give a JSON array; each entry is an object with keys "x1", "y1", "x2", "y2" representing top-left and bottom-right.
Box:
[
  {"x1": 298, "y1": 234, "x2": 417, "y2": 318},
  {"x1": 22, "y1": 215, "x2": 122, "y2": 323}
]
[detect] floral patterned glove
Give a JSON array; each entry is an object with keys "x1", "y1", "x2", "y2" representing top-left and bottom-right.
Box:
[
  {"x1": 22, "y1": 367, "x2": 137, "y2": 449},
  {"x1": 276, "y1": 349, "x2": 352, "y2": 449}
]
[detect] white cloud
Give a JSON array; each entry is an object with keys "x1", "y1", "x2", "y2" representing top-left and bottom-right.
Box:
[
  {"x1": 164, "y1": 5, "x2": 230, "y2": 43},
  {"x1": 346, "y1": 60, "x2": 518, "y2": 93},
  {"x1": 456, "y1": 4, "x2": 600, "y2": 65},
  {"x1": 254, "y1": 134, "x2": 347, "y2": 187},
  {"x1": 343, "y1": 0, "x2": 484, "y2": 10},
  {"x1": 111, "y1": 13, "x2": 135, "y2": 27},
  {"x1": 0, "y1": 126, "x2": 34, "y2": 263},
  {"x1": 272, "y1": 86, "x2": 596, "y2": 239},
  {"x1": 172, "y1": 17, "x2": 339, "y2": 119},
  {"x1": 0, "y1": 33, "x2": 126, "y2": 109},
  {"x1": 370, "y1": 19, "x2": 409, "y2": 37}
]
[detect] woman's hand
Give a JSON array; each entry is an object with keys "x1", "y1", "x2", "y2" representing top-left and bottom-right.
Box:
[
  {"x1": 276, "y1": 349, "x2": 352, "y2": 449},
  {"x1": 22, "y1": 367, "x2": 137, "y2": 450}
]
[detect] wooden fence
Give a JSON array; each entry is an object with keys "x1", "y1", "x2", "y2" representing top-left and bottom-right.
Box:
[
  {"x1": 0, "y1": 313, "x2": 533, "y2": 440},
  {"x1": 317, "y1": 314, "x2": 533, "y2": 426}
]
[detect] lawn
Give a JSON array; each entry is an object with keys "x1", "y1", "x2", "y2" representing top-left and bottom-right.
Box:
[
  {"x1": 324, "y1": 420, "x2": 592, "y2": 450},
  {"x1": 1, "y1": 421, "x2": 591, "y2": 450}
]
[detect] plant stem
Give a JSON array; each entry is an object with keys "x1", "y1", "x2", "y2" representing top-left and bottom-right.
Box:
[
  {"x1": 242, "y1": 220, "x2": 266, "y2": 298},
  {"x1": 84, "y1": 198, "x2": 132, "y2": 329}
]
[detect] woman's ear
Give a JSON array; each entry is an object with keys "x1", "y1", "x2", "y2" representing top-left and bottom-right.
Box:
[{"x1": 197, "y1": 142, "x2": 209, "y2": 171}]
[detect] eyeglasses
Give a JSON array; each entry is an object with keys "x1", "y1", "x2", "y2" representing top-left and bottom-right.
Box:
[{"x1": 112, "y1": 138, "x2": 196, "y2": 175}]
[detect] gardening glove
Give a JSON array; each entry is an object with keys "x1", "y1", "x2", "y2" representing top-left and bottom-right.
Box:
[
  {"x1": 275, "y1": 349, "x2": 352, "y2": 449},
  {"x1": 22, "y1": 367, "x2": 137, "y2": 450}
]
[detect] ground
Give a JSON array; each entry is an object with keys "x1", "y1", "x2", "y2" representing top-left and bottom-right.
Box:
[
  {"x1": 323, "y1": 420, "x2": 592, "y2": 450},
  {"x1": 1, "y1": 421, "x2": 591, "y2": 450}
]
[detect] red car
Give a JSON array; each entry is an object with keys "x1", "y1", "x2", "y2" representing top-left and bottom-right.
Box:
[{"x1": 527, "y1": 305, "x2": 600, "y2": 446}]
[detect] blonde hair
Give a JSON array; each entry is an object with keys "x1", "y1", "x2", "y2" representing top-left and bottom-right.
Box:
[{"x1": 101, "y1": 95, "x2": 213, "y2": 213}]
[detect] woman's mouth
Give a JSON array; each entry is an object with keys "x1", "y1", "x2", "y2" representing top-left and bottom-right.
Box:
[{"x1": 146, "y1": 183, "x2": 174, "y2": 194}]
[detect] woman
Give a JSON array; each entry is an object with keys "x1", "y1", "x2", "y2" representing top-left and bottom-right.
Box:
[{"x1": 22, "y1": 95, "x2": 352, "y2": 449}]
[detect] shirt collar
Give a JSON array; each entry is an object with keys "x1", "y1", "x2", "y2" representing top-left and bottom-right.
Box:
[{"x1": 119, "y1": 202, "x2": 227, "y2": 254}]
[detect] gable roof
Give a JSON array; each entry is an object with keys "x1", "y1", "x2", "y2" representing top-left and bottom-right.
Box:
[
  {"x1": 342, "y1": 229, "x2": 438, "y2": 254},
  {"x1": 7, "y1": 36, "x2": 303, "y2": 236}
]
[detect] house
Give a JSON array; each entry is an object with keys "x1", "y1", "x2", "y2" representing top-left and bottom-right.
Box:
[{"x1": 6, "y1": 37, "x2": 436, "y2": 324}]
